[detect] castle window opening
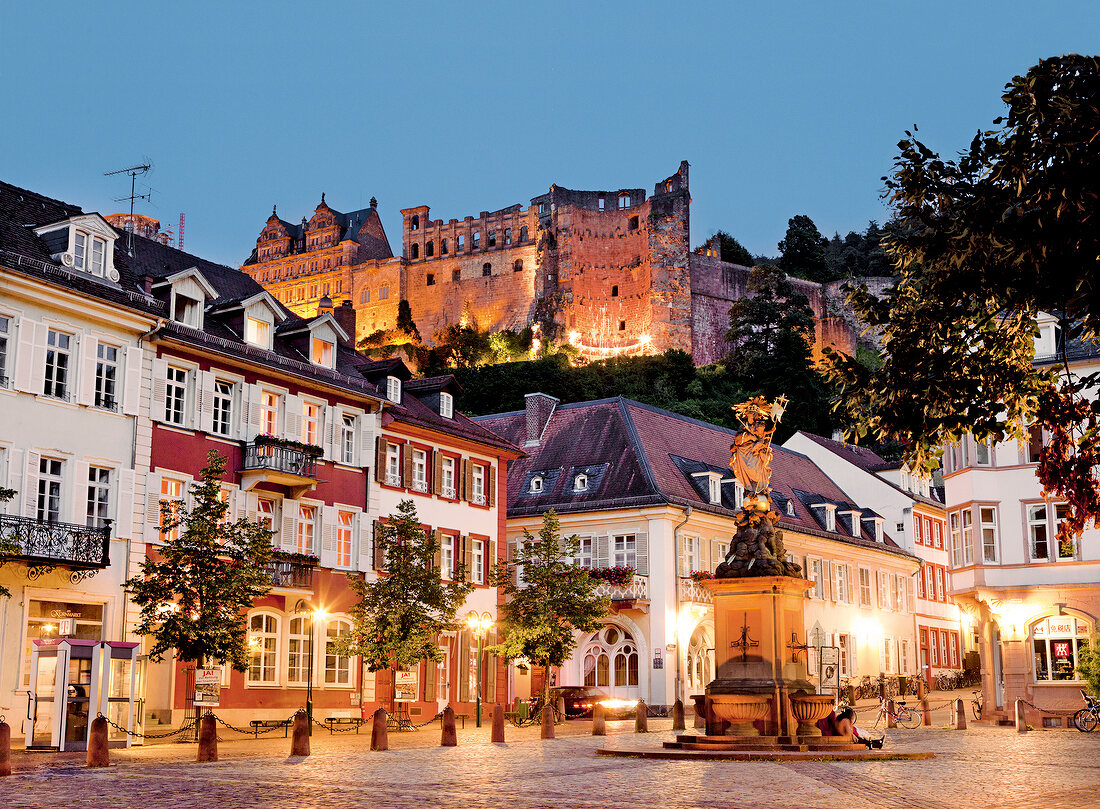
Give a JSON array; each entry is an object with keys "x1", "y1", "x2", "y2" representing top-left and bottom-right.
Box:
[
  {"x1": 504, "y1": 228, "x2": 512, "y2": 244},
  {"x1": 441, "y1": 238, "x2": 448, "y2": 255},
  {"x1": 360, "y1": 288, "x2": 370, "y2": 303},
  {"x1": 618, "y1": 194, "x2": 630, "y2": 209},
  {"x1": 472, "y1": 231, "x2": 480, "y2": 249},
  {"x1": 380, "y1": 285, "x2": 389, "y2": 300},
  {"x1": 426, "y1": 240, "x2": 434, "y2": 257},
  {"x1": 411, "y1": 243, "x2": 419, "y2": 259},
  {"x1": 410, "y1": 215, "x2": 420, "y2": 231},
  {"x1": 619, "y1": 320, "x2": 626, "y2": 331},
  {"x1": 310, "y1": 284, "x2": 318, "y2": 298},
  {"x1": 611, "y1": 285, "x2": 618, "y2": 297},
  {"x1": 513, "y1": 260, "x2": 523, "y2": 272},
  {"x1": 452, "y1": 269, "x2": 461, "y2": 282},
  {"x1": 628, "y1": 216, "x2": 639, "y2": 231},
  {"x1": 599, "y1": 196, "x2": 605, "y2": 210},
  {"x1": 488, "y1": 231, "x2": 496, "y2": 247},
  {"x1": 539, "y1": 202, "x2": 548, "y2": 215},
  {"x1": 427, "y1": 273, "x2": 435, "y2": 286},
  {"x1": 482, "y1": 263, "x2": 492, "y2": 277},
  {"x1": 457, "y1": 234, "x2": 465, "y2": 250},
  {"x1": 520, "y1": 226, "x2": 528, "y2": 242}
]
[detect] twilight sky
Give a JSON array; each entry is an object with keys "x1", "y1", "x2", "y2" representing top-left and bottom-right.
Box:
[{"x1": 1, "y1": 2, "x2": 1096, "y2": 268}]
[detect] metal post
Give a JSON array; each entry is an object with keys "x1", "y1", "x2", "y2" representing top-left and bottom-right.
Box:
[
  {"x1": 475, "y1": 633, "x2": 484, "y2": 728},
  {"x1": 306, "y1": 613, "x2": 314, "y2": 736}
]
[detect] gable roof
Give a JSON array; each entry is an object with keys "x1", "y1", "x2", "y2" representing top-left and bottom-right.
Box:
[{"x1": 243, "y1": 203, "x2": 393, "y2": 266}]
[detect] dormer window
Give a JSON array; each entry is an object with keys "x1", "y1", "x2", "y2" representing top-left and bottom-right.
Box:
[
  {"x1": 311, "y1": 337, "x2": 334, "y2": 368},
  {"x1": 174, "y1": 295, "x2": 202, "y2": 327},
  {"x1": 74, "y1": 231, "x2": 106, "y2": 275},
  {"x1": 574, "y1": 473, "x2": 588, "y2": 492},
  {"x1": 386, "y1": 376, "x2": 401, "y2": 403},
  {"x1": 786, "y1": 500, "x2": 796, "y2": 517},
  {"x1": 811, "y1": 503, "x2": 837, "y2": 532},
  {"x1": 35, "y1": 214, "x2": 119, "y2": 282},
  {"x1": 439, "y1": 391, "x2": 453, "y2": 418},
  {"x1": 708, "y1": 476, "x2": 721, "y2": 505},
  {"x1": 245, "y1": 316, "x2": 270, "y2": 348},
  {"x1": 530, "y1": 475, "x2": 544, "y2": 494}
]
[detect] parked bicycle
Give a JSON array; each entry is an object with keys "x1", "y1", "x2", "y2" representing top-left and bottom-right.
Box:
[
  {"x1": 871, "y1": 697, "x2": 921, "y2": 730},
  {"x1": 971, "y1": 690, "x2": 983, "y2": 721},
  {"x1": 1072, "y1": 690, "x2": 1099, "y2": 733},
  {"x1": 507, "y1": 697, "x2": 564, "y2": 727},
  {"x1": 839, "y1": 677, "x2": 861, "y2": 704}
]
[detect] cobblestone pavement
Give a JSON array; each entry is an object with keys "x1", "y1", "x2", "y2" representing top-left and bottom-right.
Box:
[{"x1": 3, "y1": 715, "x2": 1100, "y2": 809}]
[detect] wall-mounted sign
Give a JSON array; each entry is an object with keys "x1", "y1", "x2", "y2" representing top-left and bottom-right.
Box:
[
  {"x1": 57, "y1": 619, "x2": 74, "y2": 636},
  {"x1": 1032, "y1": 618, "x2": 1088, "y2": 638}
]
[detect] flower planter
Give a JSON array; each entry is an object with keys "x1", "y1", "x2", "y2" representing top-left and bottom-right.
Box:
[{"x1": 709, "y1": 695, "x2": 769, "y2": 736}]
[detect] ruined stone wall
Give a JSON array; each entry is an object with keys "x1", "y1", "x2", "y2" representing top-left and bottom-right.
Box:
[{"x1": 350, "y1": 258, "x2": 403, "y2": 339}]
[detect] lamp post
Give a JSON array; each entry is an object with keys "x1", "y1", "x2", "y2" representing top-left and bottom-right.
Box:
[
  {"x1": 295, "y1": 600, "x2": 326, "y2": 735},
  {"x1": 466, "y1": 612, "x2": 494, "y2": 728}
]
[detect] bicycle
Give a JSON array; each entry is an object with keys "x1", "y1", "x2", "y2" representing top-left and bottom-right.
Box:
[
  {"x1": 1072, "y1": 690, "x2": 1099, "y2": 733},
  {"x1": 971, "y1": 690, "x2": 983, "y2": 721},
  {"x1": 507, "y1": 698, "x2": 564, "y2": 727},
  {"x1": 871, "y1": 697, "x2": 921, "y2": 730}
]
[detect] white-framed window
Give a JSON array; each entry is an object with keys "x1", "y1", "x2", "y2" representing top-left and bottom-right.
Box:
[
  {"x1": 876, "y1": 570, "x2": 888, "y2": 610},
  {"x1": 472, "y1": 464, "x2": 487, "y2": 504},
  {"x1": 260, "y1": 390, "x2": 280, "y2": 436},
  {"x1": 883, "y1": 637, "x2": 894, "y2": 674},
  {"x1": 808, "y1": 559, "x2": 824, "y2": 599},
  {"x1": 786, "y1": 500, "x2": 795, "y2": 517},
  {"x1": 949, "y1": 511, "x2": 962, "y2": 567},
  {"x1": 385, "y1": 443, "x2": 401, "y2": 486},
  {"x1": 44, "y1": 329, "x2": 72, "y2": 400},
  {"x1": 441, "y1": 456, "x2": 456, "y2": 499},
  {"x1": 574, "y1": 473, "x2": 588, "y2": 492},
  {"x1": 85, "y1": 466, "x2": 111, "y2": 528},
  {"x1": 529, "y1": 475, "x2": 543, "y2": 494},
  {"x1": 337, "y1": 510, "x2": 354, "y2": 568},
  {"x1": 708, "y1": 476, "x2": 720, "y2": 504},
  {"x1": 1054, "y1": 503, "x2": 1076, "y2": 558},
  {"x1": 836, "y1": 564, "x2": 851, "y2": 603},
  {"x1": 165, "y1": 366, "x2": 187, "y2": 425},
  {"x1": 440, "y1": 534, "x2": 455, "y2": 580},
  {"x1": 979, "y1": 506, "x2": 998, "y2": 562},
  {"x1": 838, "y1": 634, "x2": 850, "y2": 677},
  {"x1": 975, "y1": 438, "x2": 992, "y2": 466},
  {"x1": 297, "y1": 504, "x2": 316, "y2": 554},
  {"x1": 340, "y1": 415, "x2": 356, "y2": 465},
  {"x1": 893, "y1": 574, "x2": 905, "y2": 612},
  {"x1": 324, "y1": 619, "x2": 352, "y2": 685},
  {"x1": 684, "y1": 536, "x2": 701, "y2": 575},
  {"x1": 411, "y1": 449, "x2": 427, "y2": 492},
  {"x1": 247, "y1": 613, "x2": 279, "y2": 684},
  {"x1": 94, "y1": 343, "x2": 119, "y2": 411},
  {"x1": 37, "y1": 457, "x2": 64, "y2": 522},
  {"x1": 386, "y1": 376, "x2": 401, "y2": 403},
  {"x1": 472, "y1": 539, "x2": 485, "y2": 584},
  {"x1": 577, "y1": 536, "x2": 594, "y2": 569},
  {"x1": 257, "y1": 497, "x2": 276, "y2": 537},
  {"x1": 612, "y1": 534, "x2": 637, "y2": 568},
  {"x1": 859, "y1": 567, "x2": 872, "y2": 606},
  {"x1": 440, "y1": 391, "x2": 453, "y2": 418},
  {"x1": 961, "y1": 509, "x2": 974, "y2": 565},
  {"x1": 1031, "y1": 617, "x2": 1091, "y2": 682},
  {"x1": 311, "y1": 337, "x2": 334, "y2": 368},
  {"x1": 302, "y1": 401, "x2": 320, "y2": 445},
  {"x1": 824, "y1": 506, "x2": 836, "y2": 532},
  {"x1": 1028, "y1": 504, "x2": 1050, "y2": 561},
  {"x1": 245, "y1": 317, "x2": 270, "y2": 348},
  {"x1": 0, "y1": 315, "x2": 10, "y2": 386},
  {"x1": 212, "y1": 380, "x2": 233, "y2": 436},
  {"x1": 287, "y1": 615, "x2": 311, "y2": 685},
  {"x1": 934, "y1": 567, "x2": 945, "y2": 601},
  {"x1": 159, "y1": 477, "x2": 184, "y2": 542}
]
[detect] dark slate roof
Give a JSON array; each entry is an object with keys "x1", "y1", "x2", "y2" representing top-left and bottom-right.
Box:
[
  {"x1": 242, "y1": 203, "x2": 392, "y2": 266},
  {"x1": 476, "y1": 397, "x2": 917, "y2": 561},
  {"x1": 384, "y1": 384, "x2": 523, "y2": 457}
]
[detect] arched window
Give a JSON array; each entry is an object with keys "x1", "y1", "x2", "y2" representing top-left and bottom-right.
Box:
[
  {"x1": 287, "y1": 616, "x2": 311, "y2": 684},
  {"x1": 441, "y1": 238, "x2": 448, "y2": 255},
  {"x1": 426, "y1": 240, "x2": 434, "y2": 257},
  {"x1": 582, "y1": 625, "x2": 638, "y2": 691},
  {"x1": 410, "y1": 215, "x2": 420, "y2": 231},
  {"x1": 482, "y1": 263, "x2": 492, "y2": 277},
  {"x1": 614, "y1": 645, "x2": 639, "y2": 686},
  {"x1": 325, "y1": 618, "x2": 352, "y2": 684},
  {"x1": 530, "y1": 476, "x2": 543, "y2": 493},
  {"x1": 686, "y1": 626, "x2": 713, "y2": 694},
  {"x1": 248, "y1": 613, "x2": 280, "y2": 684},
  {"x1": 584, "y1": 648, "x2": 610, "y2": 687},
  {"x1": 513, "y1": 260, "x2": 523, "y2": 272},
  {"x1": 360, "y1": 288, "x2": 370, "y2": 304},
  {"x1": 520, "y1": 226, "x2": 529, "y2": 242},
  {"x1": 411, "y1": 243, "x2": 419, "y2": 259}
]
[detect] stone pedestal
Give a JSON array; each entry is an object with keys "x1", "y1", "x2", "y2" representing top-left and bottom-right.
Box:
[{"x1": 702, "y1": 576, "x2": 816, "y2": 737}]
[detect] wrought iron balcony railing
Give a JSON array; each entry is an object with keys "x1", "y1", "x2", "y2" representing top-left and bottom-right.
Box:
[
  {"x1": 242, "y1": 441, "x2": 318, "y2": 479},
  {"x1": 264, "y1": 559, "x2": 314, "y2": 589},
  {"x1": 0, "y1": 514, "x2": 111, "y2": 569}
]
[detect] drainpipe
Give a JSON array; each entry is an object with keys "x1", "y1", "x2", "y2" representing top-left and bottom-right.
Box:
[{"x1": 672, "y1": 505, "x2": 692, "y2": 705}]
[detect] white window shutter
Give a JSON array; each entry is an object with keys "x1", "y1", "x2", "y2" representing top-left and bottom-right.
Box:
[
  {"x1": 712, "y1": 538, "x2": 726, "y2": 572},
  {"x1": 121, "y1": 345, "x2": 143, "y2": 416},
  {"x1": 244, "y1": 383, "x2": 262, "y2": 441},
  {"x1": 78, "y1": 337, "x2": 98, "y2": 407},
  {"x1": 678, "y1": 535, "x2": 688, "y2": 577},
  {"x1": 150, "y1": 358, "x2": 168, "y2": 422},
  {"x1": 847, "y1": 564, "x2": 856, "y2": 603},
  {"x1": 22, "y1": 450, "x2": 40, "y2": 518},
  {"x1": 281, "y1": 507, "x2": 297, "y2": 552},
  {"x1": 323, "y1": 406, "x2": 337, "y2": 460},
  {"x1": 115, "y1": 469, "x2": 135, "y2": 540},
  {"x1": 6, "y1": 448, "x2": 24, "y2": 516},
  {"x1": 197, "y1": 371, "x2": 215, "y2": 434},
  {"x1": 320, "y1": 505, "x2": 337, "y2": 567},
  {"x1": 828, "y1": 561, "x2": 837, "y2": 602},
  {"x1": 233, "y1": 487, "x2": 246, "y2": 522},
  {"x1": 144, "y1": 472, "x2": 162, "y2": 532},
  {"x1": 71, "y1": 460, "x2": 90, "y2": 525},
  {"x1": 595, "y1": 535, "x2": 609, "y2": 569},
  {"x1": 358, "y1": 515, "x2": 372, "y2": 572},
  {"x1": 359, "y1": 412, "x2": 375, "y2": 468},
  {"x1": 284, "y1": 395, "x2": 303, "y2": 442},
  {"x1": 634, "y1": 531, "x2": 648, "y2": 575},
  {"x1": 14, "y1": 319, "x2": 47, "y2": 394}
]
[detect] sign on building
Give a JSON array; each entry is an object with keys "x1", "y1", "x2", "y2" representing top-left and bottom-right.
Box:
[{"x1": 819, "y1": 646, "x2": 840, "y2": 694}]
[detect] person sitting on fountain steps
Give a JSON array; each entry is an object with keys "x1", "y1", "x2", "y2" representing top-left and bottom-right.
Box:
[{"x1": 835, "y1": 707, "x2": 883, "y2": 749}]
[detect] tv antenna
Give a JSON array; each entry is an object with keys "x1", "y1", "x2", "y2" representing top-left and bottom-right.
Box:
[{"x1": 104, "y1": 162, "x2": 151, "y2": 254}]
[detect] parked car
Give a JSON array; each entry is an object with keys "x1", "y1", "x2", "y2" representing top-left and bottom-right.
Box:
[{"x1": 547, "y1": 686, "x2": 638, "y2": 719}]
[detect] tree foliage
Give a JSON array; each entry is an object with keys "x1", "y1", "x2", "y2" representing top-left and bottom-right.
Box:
[
  {"x1": 0, "y1": 486, "x2": 17, "y2": 598},
  {"x1": 778, "y1": 214, "x2": 834, "y2": 283},
  {"x1": 1076, "y1": 634, "x2": 1100, "y2": 696},
  {"x1": 125, "y1": 451, "x2": 274, "y2": 669},
  {"x1": 824, "y1": 221, "x2": 893, "y2": 278},
  {"x1": 825, "y1": 54, "x2": 1100, "y2": 546},
  {"x1": 706, "y1": 230, "x2": 755, "y2": 266},
  {"x1": 334, "y1": 499, "x2": 473, "y2": 674},
  {"x1": 488, "y1": 510, "x2": 607, "y2": 703}
]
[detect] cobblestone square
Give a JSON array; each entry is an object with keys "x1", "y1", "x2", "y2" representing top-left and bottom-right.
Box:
[{"x1": 4, "y1": 717, "x2": 1099, "y2": 809}]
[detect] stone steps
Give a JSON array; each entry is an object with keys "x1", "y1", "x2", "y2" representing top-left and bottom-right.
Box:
[{"x1": 669, "y1": 741, "x2": 868, "y2": 752}]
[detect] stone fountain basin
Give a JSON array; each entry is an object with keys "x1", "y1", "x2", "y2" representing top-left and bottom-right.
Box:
[
  {"x1": 709, "y1": 694, "x2": 770, "y2": 733},
  {"x1": 789, "y1": 694, "x2": 835, "y2": 736}
]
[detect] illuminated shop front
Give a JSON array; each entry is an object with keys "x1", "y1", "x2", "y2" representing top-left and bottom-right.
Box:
[{"x1": 1031, "y1": 616, "x2": 1090, "y2": 682}]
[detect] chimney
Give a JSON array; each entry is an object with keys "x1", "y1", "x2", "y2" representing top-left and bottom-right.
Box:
[
  {"x1": 333, "y1": 300, "x2": 357, "y2": 346},
  {"x1": 524, "y1": 392, "x2": 559, "y2": 447}
]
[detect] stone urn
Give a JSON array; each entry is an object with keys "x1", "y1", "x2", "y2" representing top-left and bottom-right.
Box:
[
  {"x1": 690, "y1": 694, "x2": 707, "y2": 728},
  {"x1": 709, "y1": 695, "x2": 770, "y2": 736},
  {"x1": 790, "y1": 695, "x2": 835, "y2": 737}
]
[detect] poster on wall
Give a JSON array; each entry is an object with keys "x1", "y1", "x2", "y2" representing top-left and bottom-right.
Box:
[
  {"x1": 394, "y1": 670, "x2": 418, "y2": 702},
  {"x1": 194, "y1": 668, "x2": 221, "y2": 707},
  {"x1": 818, "y1": 646, "x2": 840, "y2": 694}
]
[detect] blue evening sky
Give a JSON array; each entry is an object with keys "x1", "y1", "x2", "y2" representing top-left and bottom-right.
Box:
[{"x1": 2, "y1": 2, "x2": 1096, "y2": 267}]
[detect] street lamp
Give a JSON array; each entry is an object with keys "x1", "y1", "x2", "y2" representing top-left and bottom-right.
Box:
[
  {"x1": 295, "y1": 599, "x2": 327, "y2": 735},
  {"x1": 466, "y1": 611, "x2": 494, "y2": 728}
]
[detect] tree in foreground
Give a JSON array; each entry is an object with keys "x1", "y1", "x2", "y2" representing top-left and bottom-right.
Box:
[
  {"x1": 334, "y1": 499, "x2": 473, "y2": 706},
  {"x1": 125, "y1": 451, "x2": 274, "y2": 669},
  {"x1": 825, "y1": 54, "x2": 1100, "y2": 548},
  {"x1": 488, "y1": 510, "x2": 608, "y2": 705}
]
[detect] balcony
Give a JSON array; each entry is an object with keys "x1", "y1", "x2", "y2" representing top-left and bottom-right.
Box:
[
  {"x1": 240, "y1": 439, "x2": 319, "y2": 499},
  {"x1": 679, "y1": 578, "x2": 713, "y2": 605},
  {"x1": 0, "y1": 514, "x2": 111, "y2": 580},
  {"x1": 264, "y1": 557, "x2": 315, "y2": 590},
  {"x1": 593, "y1": 576, "x2": 649, "y2": 612}
]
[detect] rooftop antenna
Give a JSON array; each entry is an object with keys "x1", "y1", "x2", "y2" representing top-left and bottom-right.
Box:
[{"x1": 104, "y1": 162, "x2": 151, "y2": 254}]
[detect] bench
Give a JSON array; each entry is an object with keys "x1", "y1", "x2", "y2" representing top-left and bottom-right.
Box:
[
  {"x1": 324, "y1": 716, "x2": 365, "y2": 734},
  {"x1": 249, "y1": 719, "x2": 290, "y2": 738},
  {"x1": 438, "y1": 712, "x2": 472, "y2": 729}
]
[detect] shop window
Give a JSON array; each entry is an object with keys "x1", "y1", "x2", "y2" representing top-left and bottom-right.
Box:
[{"x1": 1031, "y1": 617, "x2": 1090, "y2": 682}]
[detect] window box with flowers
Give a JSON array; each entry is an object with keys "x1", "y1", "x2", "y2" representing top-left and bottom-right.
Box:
[
  {"x1": 689, "y1": 570, "x2": 715, "y2": 583},
  {"x1": 589, "y1": 566, "x2": 635, "y2": 586}
]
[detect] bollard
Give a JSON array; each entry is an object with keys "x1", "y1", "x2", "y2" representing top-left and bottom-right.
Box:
[
  {"x1": 921, "y1": 697, "x2": 931, "y2": 727},
  {"x1": 197, "y1": 714, "x2": 218, "y2": 762},
  {"x1": 592, "y1": 704, "x2": 606, "y2": 736},
  {"x1": 917, "y1": 677, "x2": 927, "y2": 700},
  {"x1": 886, "y1": 699, "x2": 897, "y2": 729},
  {"x1": 0, "y1": 719, "x2": 10, "y2": 777},
  {"x1": 953, "y1": 698, "x2": 967, "y2": 730},
  {"x1": 290, "y1": 711, "x2": 310, "y2": 757},
  {"x1": 370, "y1": 708, "x2": 389, "y2": 751},
  {"x1": 441, "y1": 706, "x2": 457, "y2": 746},
  {"x1": 671, "y1": 699, "x2": 686, "y2": 731},
  {"x1": 634, "y1": 700, "x2": 648, "y2": 733},
  {"x1": 540, "y1": 705, "x2": 555, "y2": 739},
  {"x1": 556, "y1": 696, "x2": 566, "y2": 722},
  {"x1": 491, "y1": 704, "x2": 505, "y2": 743},
  {"x1": 1015, "y1": 698, "x2": 1027, "y2": 733},
  {"x1": 86, "y1": 715, "x2": 109, "y2": 768}
]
